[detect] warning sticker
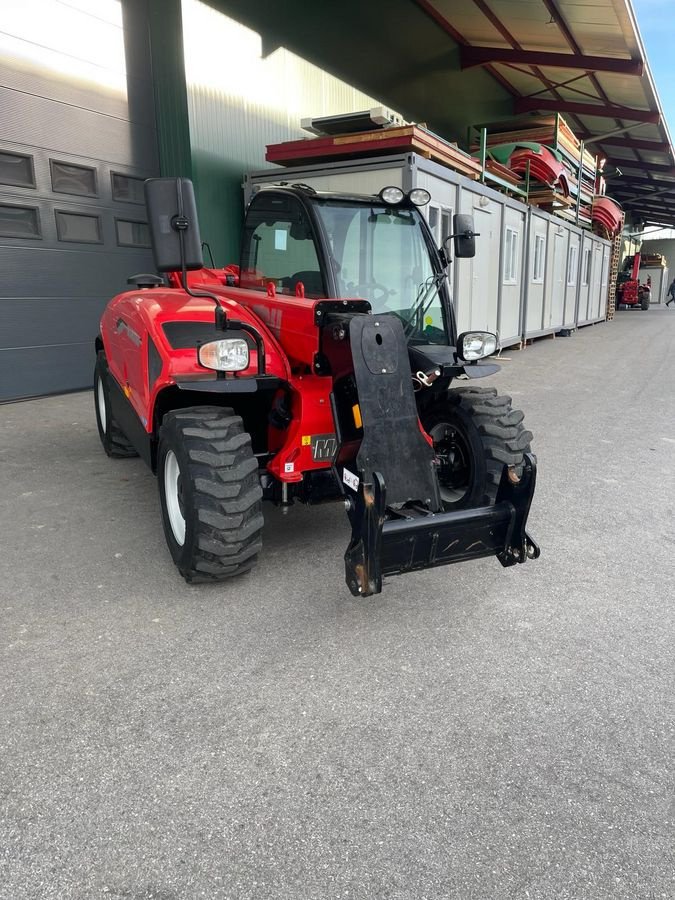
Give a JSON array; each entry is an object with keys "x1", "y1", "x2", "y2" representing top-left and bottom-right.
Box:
[
  {"x1": 301, "y1": 435, "x2": 311, "y2": 446},
  {"x1": 342, "y1": 468, "x2": 359, "y2": 492},
  {"x1": 284, "y1": 462, "x2": 295, "y2": 473}
]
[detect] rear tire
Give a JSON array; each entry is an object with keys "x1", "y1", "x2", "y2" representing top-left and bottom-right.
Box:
[
  {"x1": 422, "y1": 386, "x2": 533, "y2": 510},
  {"x1": 157, "y1": 406, "x2": 263, "y2": 583},
  {"x1": 641, "y1": 294, "x2": 650, "y2": 310},
  {"x1": 94, "y1": 351, "x2": 138, "y2": 458}
]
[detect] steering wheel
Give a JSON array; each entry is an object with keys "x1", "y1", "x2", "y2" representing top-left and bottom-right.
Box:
[{"x1": 349, "y1": 282, "x2": 392, "y2": 305}]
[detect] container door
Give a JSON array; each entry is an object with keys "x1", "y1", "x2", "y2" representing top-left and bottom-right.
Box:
[
  {"x1": 599, "y1": 244, "x2": 610, "y2": 317},
  {"x1": 590, "y1": 240, "x2": 603, "y2": 319},
  {"x1": 470, "y1": 207, "x2": 495, "y2": 331},
  {"x1": 564, "y1": 238, "x2": 579, "y2": 327},
  {"x1": 548, "y1": 230, "x2": 566, "y2": 330},
  {"x1": 525, "y1": 215, "x2": 547, "y2": 335}
]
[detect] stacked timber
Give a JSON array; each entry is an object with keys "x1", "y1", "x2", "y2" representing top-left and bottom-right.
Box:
[
  {"x1": 266, "y1": 125, "x2": 482, "y2": 180},
  {"x1": 471, "y1": 114, "x2": 605, "y2": 227}
]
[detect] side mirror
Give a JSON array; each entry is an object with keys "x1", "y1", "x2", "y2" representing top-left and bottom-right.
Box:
[
  {"x1": 144, "y1": 177, "x2": 203, "y2": 272},
  {"x1": 452, "y1": 213, "x2": 477, "y2": 259}
]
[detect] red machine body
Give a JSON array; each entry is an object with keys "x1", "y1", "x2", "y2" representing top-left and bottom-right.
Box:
[
  {"x1": 616, "y1": 252, "x2": 651, "y2": 310},
  {"x1": 99, "y1": 267, "x2": 368, "y2": 483},
  {"x1": 94, "y1": 178, "x2": 539, "y2": 594}
]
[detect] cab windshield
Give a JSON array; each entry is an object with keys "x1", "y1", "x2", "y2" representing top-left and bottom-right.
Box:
[{"x1": 314, "y1": 201, "x2": 449, "y2": 344}]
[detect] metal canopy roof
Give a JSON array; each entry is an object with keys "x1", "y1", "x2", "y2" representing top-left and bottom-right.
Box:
[{"x1": 213, "y1": 0, "x2": 675, "y2": 227}]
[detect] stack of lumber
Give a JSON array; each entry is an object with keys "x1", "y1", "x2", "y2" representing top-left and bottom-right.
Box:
[
  {"x1": 484, "y1": 158, "x2": 523, "y2": 187},
  {"x1": 471, "y1": 114, "x2": 601, "y2": 223},
  {"x1": 473, "y1": 115, "x2": 596, "y2": 171},
  {"x1": 266, "y1": 125, "x2": 482, "y2": 179},
  {"x1": 640, "y1": 252, "x2": 665, "y2": 266}
]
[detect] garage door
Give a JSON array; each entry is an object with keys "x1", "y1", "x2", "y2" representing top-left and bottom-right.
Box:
[{"x1": 0, "y1": 0, "x2": 159, "y2": 401}]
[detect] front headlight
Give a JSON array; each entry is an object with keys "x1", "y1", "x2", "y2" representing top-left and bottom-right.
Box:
[
  {"x1": 457, "y1": 331, "x2": 498, "y2": 361},
  {"x1": 198, "y1": 338, "x2": 249, "y2": 371}
]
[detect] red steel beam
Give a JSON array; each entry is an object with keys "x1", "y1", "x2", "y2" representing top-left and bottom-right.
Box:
[
  {"x1": 540, "y1": 0, "x2": 655, "y2": 172},
  {"x1": 514, "y1": 96, "x2": 659, "y2": 124},
  {"x1": 460, "y1": 46, "x2": 643, "y2": 76},
  {"x1": 469, "y1": 0, "x2": 588, "y2": 136},
  {"x1": 412, "y1": 0, "x2": 520, "y2": 98}
]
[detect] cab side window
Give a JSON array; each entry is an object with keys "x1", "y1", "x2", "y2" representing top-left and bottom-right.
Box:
[{"x1": 240, "y1": 194, "x2": 325, "y2": 297}]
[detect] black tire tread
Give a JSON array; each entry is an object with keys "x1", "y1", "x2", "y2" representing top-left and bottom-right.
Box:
[
  {"x1": 159, "y1": 406, "x2": 263, "y2": 583},
  {"x1": 95, "y1": 351, "x2": 138, "y2": 459},
  {"x1": 449, "y1": 386, "x2": 533, "y2": 502},
  {"x1": 449, "y1": 386, "x2": 532, "y2": 503}
]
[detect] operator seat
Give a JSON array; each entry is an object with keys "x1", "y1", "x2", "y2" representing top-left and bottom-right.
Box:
[{"x1": 288, "y1": 270, "x2": 325, "y2": 297}]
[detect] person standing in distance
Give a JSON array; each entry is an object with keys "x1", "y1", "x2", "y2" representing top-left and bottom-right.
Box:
[{"x1": 667, "y1": 278, "x2": 675, "y2": 306}]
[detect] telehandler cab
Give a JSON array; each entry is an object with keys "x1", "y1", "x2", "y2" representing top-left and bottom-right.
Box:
[{"x1": 94, "y1": 177, "x2": 539, "y2": 595}]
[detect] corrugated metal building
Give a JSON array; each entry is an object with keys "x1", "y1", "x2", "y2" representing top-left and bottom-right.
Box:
[
  {"x1": 1, "y1": 0, "x2": 673, "y2": 401},
  {"x1": 0, "y1": 0, "x2": 384, "y2": 402},
  {"x1": 0, "y1": 0, "x2": 159, "y2": 400}
]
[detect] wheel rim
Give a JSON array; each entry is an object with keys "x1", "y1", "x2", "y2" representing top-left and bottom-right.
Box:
[
  {"x1": 96, "y1": 376, "x2": 107, "y2": 434},
  {"x1": 429, "y1": 421, "x2": 473, "y2": 504},
  {"x1": 164, "y1": 450, "x2": 186, "y2": 546}
]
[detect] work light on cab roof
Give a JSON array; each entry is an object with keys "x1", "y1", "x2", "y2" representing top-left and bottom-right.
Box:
[{"x1": 378, "y1": 185, "x2": 431, "y2": 206}]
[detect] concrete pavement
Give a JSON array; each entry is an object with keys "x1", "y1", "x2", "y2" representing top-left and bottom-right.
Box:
[{"x1": 1, "y1": 309, "x2": 674, "y2": 899}]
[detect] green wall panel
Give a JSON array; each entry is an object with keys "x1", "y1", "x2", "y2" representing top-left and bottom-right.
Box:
[
  {"x1": 148, "y1": 0, "x2": 192, "y2": 177},
  {"x1": 181, "y1": 0, "x2": 385, "y2": 265}
]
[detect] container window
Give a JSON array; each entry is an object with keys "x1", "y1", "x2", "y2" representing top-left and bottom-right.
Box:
[
  {"x1": 115, "y1": 218, "x2": 151, "y2": 248},
  {"x1": 0, "y1": 203, "x2": 41, "y2": 238},
  {"x1": 55, "y1": 210, "x2": 102, "y2": 243},
  {"x1": 441, "y1": 209, "x2": 452, "y2": 243},
  {"x1": 428, "y1": 205, "x2": 440, "y2": 241},
  {"x1": 582, "y1": 247, "x2": 591, "y2": 286},
  {"x1": 503, "y1": 227, "x2": 519, "y2": 284},
  {"x1": 567, "y1": 244, "x2": 578, "y2": 286},
  {"x1": 532, "y1": 234, "x2": 546, "y2": 283},
  {"x1": 0, "y1": 151, "x2": 35, "y2": 188},
  {"x1": 50, "y1": 160, "x2": 97, "y2": 196},
  {"x1": 111, "y1": 173, "x2": 145, "y2": 204}
]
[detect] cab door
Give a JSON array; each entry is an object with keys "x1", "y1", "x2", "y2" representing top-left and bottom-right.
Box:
[{"x1": 240, "y1": 192, "x2": 327, "y2": 298}]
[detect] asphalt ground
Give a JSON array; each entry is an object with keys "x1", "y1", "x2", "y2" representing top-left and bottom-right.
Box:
[{"x1": 1, "y1": 309, "x2": 674, "y2": 900}]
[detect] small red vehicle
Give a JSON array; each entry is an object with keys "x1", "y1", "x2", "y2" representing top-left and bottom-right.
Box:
[
  {"x1": 94, "y1": 178, "x2": 538, "y2": 595},
  {"x1": 616, "y1": 253, "x2": 651, "y2": 310}
]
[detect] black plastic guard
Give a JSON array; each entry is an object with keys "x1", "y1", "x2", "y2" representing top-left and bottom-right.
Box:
[
  {"x1": 349, "y1": 314, "x2": 441, "y2": 510},
  {"x1": 344, "y1": 453, "x2": 540, "y2": 597}
]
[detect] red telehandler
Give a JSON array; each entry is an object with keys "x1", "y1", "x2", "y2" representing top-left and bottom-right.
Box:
[
  {"x1": 94, "y1": 178, "x2": 539, "y2": 595},
  {"x1": 616, "y1": 253, "x2": 651, "y2": 310}
]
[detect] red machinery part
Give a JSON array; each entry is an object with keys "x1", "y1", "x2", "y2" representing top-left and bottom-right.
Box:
[
  {"x1": 509, "y1": 145, "x2": 569, "y2": 196},
  {"x1": 591, "y1": 197, "x2": 623, "y2": 237}
]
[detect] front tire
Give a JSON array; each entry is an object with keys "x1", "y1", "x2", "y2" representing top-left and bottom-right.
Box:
[
  {"x1": 641, "y1": 293, "x2": 650, "y2": 310},
  {"x1": 94, "y1": 351, "x2": 138, "y2": 458},
  {"x1": 157, "y1": 406, "x2": 263, "y2": 583},
  {"x1": 422, "y1": 387, "x2": 533, "y2": 510}
]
